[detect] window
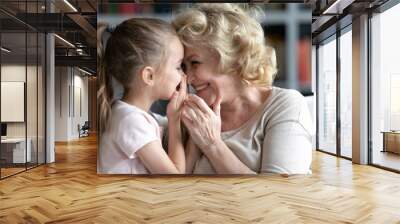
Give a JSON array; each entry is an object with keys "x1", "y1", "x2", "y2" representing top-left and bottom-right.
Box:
[
  {"x1": 370, "y1": 3, "x2": 400, "y2": 171},
  {"x1": 339, "y1": 27, "x2": 352, "y2": 158},
  {"x1": 317, "y1": 35, "x2": 337, "y2": 155},
  {"x1": 0, "y1": 1, "x2": 46, "y2": 179}
]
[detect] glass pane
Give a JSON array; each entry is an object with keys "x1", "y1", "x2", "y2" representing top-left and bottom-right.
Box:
[
  {"x1": 1, "y1": 31, "x2": 27, "y2": 177},
  {"x1": 27, "y1": 31, "x2": 38, "y2": 169},
  {"x1": 0, "y1": 0, "x2": 46, "y2": 178},
  {"x1": 27, "y1": 0, "x2": 39, "y2": 169},
  {"x1": 371, "y1": 4, "x2": 400, "y2": 171},
  {"x1": 318, "y1": 36, "x2": 337, "y2": 154},
  {"x1": 38, "y1": 32, "x2": 45, "y2": 165},
  {"x1": 340, "y1": 29, "x2": 352, "y2": 158}
]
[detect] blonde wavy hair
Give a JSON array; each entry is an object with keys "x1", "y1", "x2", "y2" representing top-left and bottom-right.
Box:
[{"x1": 172, "y1": 3, "x2": 278, "y2": 86}]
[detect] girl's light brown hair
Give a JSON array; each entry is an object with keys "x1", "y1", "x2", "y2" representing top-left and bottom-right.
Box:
[{"x1": 97, "y1": 18, "x2": 177, "y2": 133}]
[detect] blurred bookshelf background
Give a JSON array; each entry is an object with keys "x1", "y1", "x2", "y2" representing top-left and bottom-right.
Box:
[{"x1": 98, "y1": 3, "x2": 312, "y2": 96}]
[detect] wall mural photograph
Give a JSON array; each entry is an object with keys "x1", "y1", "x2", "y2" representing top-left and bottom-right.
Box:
[{"x1": 97, "y1": 3, "x2": 313, "y2": 175}]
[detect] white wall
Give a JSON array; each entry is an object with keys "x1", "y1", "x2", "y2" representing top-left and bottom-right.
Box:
[
  {"x1": 71, "y1": 72, "x2": 89, "y2": 138},
  {"x1": 1, "y1": 66, "x2": 25, "y2": 128},
  {"x1": 1, "y1": 65, "x2": 41, "y2": 138},
  {"x1": 1, "y1": 65, "x2": 26, "y2": 142},
  {"x1": 54, "y1": 67, "x2": 89, "y2": 141},
  {"x1": 55, "y1": 66, "x2": 69, "y2": 141}
]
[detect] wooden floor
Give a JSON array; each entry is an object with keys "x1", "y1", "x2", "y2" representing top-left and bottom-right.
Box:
[
  {"x1": 1, "y1": 167, "x2": 26, "y2": 178},
  {"x1": 372, "y1": 150, "x2": 400, "y2": 171},
  {"x1": 1, "y1": 135, "x2": 400, "y2": 223},
  {"x1": 1, "y1": 163, "x2": 45, "y2": 178}
]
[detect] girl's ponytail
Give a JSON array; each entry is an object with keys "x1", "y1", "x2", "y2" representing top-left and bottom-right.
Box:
[{"x1": 97, "y1": 23, "x2": 113, "y2": 134}]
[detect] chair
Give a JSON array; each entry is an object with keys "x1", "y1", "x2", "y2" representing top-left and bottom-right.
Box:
[{"x1": 78, "y1": 121, "x2": 90, "y2": 138}]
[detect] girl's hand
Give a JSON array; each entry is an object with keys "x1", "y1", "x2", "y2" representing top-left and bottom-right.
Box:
[
  {"x1": 181, "y1": 94, "x2": 222, "y2": 151},
  {"x1": 167, "y1": 75, "x2": 187, "y2": 122}
]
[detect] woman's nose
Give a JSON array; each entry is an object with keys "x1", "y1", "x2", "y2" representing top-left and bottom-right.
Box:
[{"x1": 187, "y1": 74, "x2": 195, "y2": 84}]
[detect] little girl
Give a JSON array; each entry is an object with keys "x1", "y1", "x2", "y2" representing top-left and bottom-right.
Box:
[{"x1": 98, "y1": 18, "x2": 188, "y2": 174}]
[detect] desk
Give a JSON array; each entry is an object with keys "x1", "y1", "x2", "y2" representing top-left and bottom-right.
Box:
[
  {"x1": 1, "y1": 138, "x2": 31, "y2": 163},
  {"x1": 382, "y1": 131, "x2": 400, "y2": 154}
]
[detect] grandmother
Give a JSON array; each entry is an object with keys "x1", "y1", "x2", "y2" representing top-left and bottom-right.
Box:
[{"x1": 173, "y1": 4, "x2": 313, "y2": 174}]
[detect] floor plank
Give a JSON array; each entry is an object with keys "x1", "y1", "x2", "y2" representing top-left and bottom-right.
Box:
[{"x1": 1, "y1": 135, "x2": 400, "y2": 223}]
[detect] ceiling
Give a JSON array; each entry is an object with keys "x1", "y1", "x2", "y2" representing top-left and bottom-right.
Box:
[
  {"x1": 0, "y1": 0, "x2": 97, "y2": 74},
  {"x1": 1, "y1": 0, "x2": 394, "y2": 75},
  {"x1": 311, "y1": 0, "x2": 390, "y2": 44}
]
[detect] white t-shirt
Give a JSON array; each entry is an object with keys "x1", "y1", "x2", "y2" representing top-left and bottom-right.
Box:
[
  {"x1": 193, "y1": 87, "x2": 314, "y2": 175},
  {"x1": 98, "y1": 100, "x2": 161, "y2": 174}
]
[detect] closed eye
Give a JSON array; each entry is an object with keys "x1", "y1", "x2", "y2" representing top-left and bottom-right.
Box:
[{"x1": 181, "y1": 63, "x2": 186, "y2": 72}]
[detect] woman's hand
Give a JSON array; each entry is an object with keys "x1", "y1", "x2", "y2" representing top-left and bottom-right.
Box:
[
  {"x1": 166, "y1": 75, "x2": 187, "y2": 122},
  {"x1": 181, "y1": 94, "x2": 256, "y2": 174},
  {"x1": 181, "y1": 94, "x2": 222, "y2": 151}
]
